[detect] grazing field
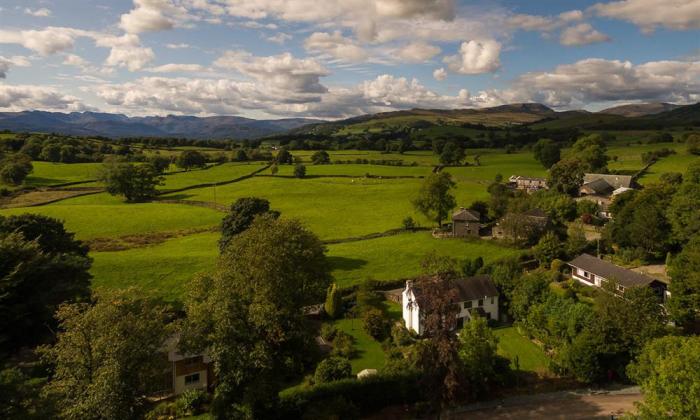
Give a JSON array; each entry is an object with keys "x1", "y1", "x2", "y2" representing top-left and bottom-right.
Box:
[
  {"x1": 91, "y1": 232, "x2": 219, "y2": 302},
  {"x1": 327, "y1": 232, "x2": 521, "y2": 288},
  {"x1": 640, "y1": 152, "x2": 700, "y2": 184},
  {"x1": 23, "y1": 162, "x2": 102, "y2": 187},
  {"x1": 294, "y1": 150, "x2": 439, "y2": 166},
  {"x1": 0, "y1": 193, "x2": 222, "y2": 240},
  {"x1": 271, "y1": 163, "x2": 431, "y2": 177},
  {"x1": 159, "y1": 162, "x2": 266, "y2": 191},
  {"x1": 493, "y1": 326, "x2": 549, "y2": 374}
]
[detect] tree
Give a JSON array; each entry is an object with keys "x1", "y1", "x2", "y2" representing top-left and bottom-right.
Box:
[
  {"x1": 412, "y1": 172, "x2": 457, "y2": 227},
  {"x1": 276, "y1": 148, "x2": 294, "y2": 165},
  {"x1": 566, "y1": 134, "x2": 609, "y2": 172},
  {"x1": 182, "y1": 217, "x2": 330, "y2": 418},
  {"x1": 0, "y1": 367, "x2": 52, "y2": 419},
  {"x1": 532, "y1": 139, "x2": 561, "y2": 169},
  {"x1": 41, "y1": 289, "x2": 169, "y2": 420},
  {"x1": 99, "y1": 161, "x2": 164, "y2": 202},
  {"x1": 509, "y1": 271, "x2": 550, "y2": 321},
  {"x1": 667, "y1": 236, "x2": 700, "y2": 328},
  {"x1": 566, "y1": 221, "x2": 588, "y2": 257},
  {"x1": 311, "y1": 150, "x2": 331, "y2": 165},
  {"x1": 362, "y1": 308, "x2": 390, "y2": 340},
  {"x1": 549, "y1": 158, "x2": 586, "y2": 196},
  {"x1": 176, "y1": 150, "x2": 207, "y2": 171},
  {"x1": 294, "y1": 163, "x2": 306, "y2": 178},
  {"x1": 39, "y1": 143, "x2": 61, "y2": 162},
  {"x1": 686, "y1": 133, "x2": 700, "y2": 155},
  {"x1": 219, "y1": 197, "x2": 280, "y2": 252},
  {"x1": 0, "y1": 154, "x2": 33, "y2": 185},
  {"x1": 439, "y1": 142, "x2": 466, "y2": 165},
  {"x1": 458, "y1": 317, "x2": 505, "y2": 399},
  {"x1": 314, "y1": 357, "x2": 352, "y2": 384},
  {"x1": 533, "y1": 232, "x2": 562, "y2": 267},
  {"x1": 324, "y1": 283, "x2": 342, "y2": 319},
  {"x1": 628, "y1": 336, "x2": 700, "y2": 419},
  {"x1": 234, "y1": 149, "x2": 248, "y2": 161},
  {"x1": 148, "y1": 155, "x2": 171, "y2": 173},
  {"x1": 0, "y1": 215, "x2": 91, "y2": 352},
  {"x1": 668, "y1": 163, "x2": 700, "y2": 244}
]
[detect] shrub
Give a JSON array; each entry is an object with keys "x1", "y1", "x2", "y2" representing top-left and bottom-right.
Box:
[
  {"x1": 402, "y1": 216, "x2": 417, "y2": 231},
  {"x1": 390, "y1": 324, "x2": 414, "y2": 347},
  {"x1": 324, "y1": 283, "x2": 343, "y2": 319},
  {"x1": 294, "y1": 163, "x2": 306, "y2": 178},
  {"x1": 331, "y1": 331, "x2": 355, "y2": 358},
  {"x1": 314, "y1": 357, "x2": 352, "y2": 384},
  {"x1": 320, "y1": 324, "x2": 338, "y2": 342},
  {"x1": 175, "y1": 389, "x2": 207, "y2": 416},
  {"x1": 363, "y1": 308, "x2": 390, "y2": 341}
]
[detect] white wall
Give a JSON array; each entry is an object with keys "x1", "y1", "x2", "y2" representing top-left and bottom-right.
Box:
[
  {"x1": 174, "y1": 369, "x2": 208, "y2": 396},
  {"x1": 402, "y1": 288, "x2": 421, "y2": 334},
  {"x1": 456, "y1": 296, "x2": 499, "y2": 322}
]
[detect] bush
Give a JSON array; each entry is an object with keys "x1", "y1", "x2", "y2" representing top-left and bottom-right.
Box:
[
  {"x1": 390, "y1": 324, "x2": 414, "y2": 347},
  {"x1": 331, "y1": 331, "x2": 355, "y2": 358},
  {"x1": 175, "y1": 389, "x2": 207, "y2": 416},
  {"x1": 294, "y1": 163, "x2": 307, "y2": 178},
  {"x1": 320, "y1": 324, "x2": 338, "y2": 342},
  {"x1": 363, "y1": 308, "x2": 390, "y2": 341},
  {"x1": 324, "y1": 283, "x2": 343, "y2": 319},
  {"x1": 402, "y1": 216, "x2": 417, "y2": 231},
  {"x1": 314, "y1": 357, "x2": 352, "y2": 384}
]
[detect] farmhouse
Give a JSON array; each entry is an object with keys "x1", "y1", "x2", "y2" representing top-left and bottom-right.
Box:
[
  {"x1": 568, "y1": 253, "x2": 668, "y2": 300},
  {"x1": 578, "y1": 174, "x2": 634, "y2": 218},
  {"x1": 402, "y1": 275, "x2": 499, "y2": 335},
  {"x1": 151, "y1": 335, "x2": 214, "y2": 397},
  {"x1": 451, "y1": 207, "x2": 481, "y2": 237},
  {"x1": 492, "y1": 208, "x2": 549, "y2": 241},
  {"x1": 509, "y1": 175, "x2": 548, "y2": 192}
]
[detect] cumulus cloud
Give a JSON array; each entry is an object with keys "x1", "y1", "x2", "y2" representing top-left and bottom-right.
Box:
[
  {"x1": 503, "y1": 58, "x2": 700, "y2": 107},
  {"x1": 444, "y1": 39, "x2": 501, "y2": 74},
  {"x1": 145, "y1": 63, "x2": 206, "y2": 72},
  {"x1": 0, "y1": 85, "x2": 86, "y2": 111},
  {"x1": 120, "y1": 0, "x2": 193, "y2": 34},
  {"x1": 508, "y1": 9, "x2": 583, "y2": 32},
  {"x1": 165, "y1": 42, "x2": 190, "y2": 49},
  {"x1": 592, "y1": 0, "x2": 700, "y2": 32},
  {"x1": 433, "y1": 67, "x2": 447, "y2": 81},
  {"x1": 0, "y1": 27, "x2": 91, "y2": 55},
  {"x1": 97, "y1": 34, "x2": 155, "y2": 71},
  {"x1": 560, "y1": 23, "x2": 610, "y2": 46},
  {"x1": 215, "y1": 50, "x2": 329, "y2": 95},
  {"x1": 24, "y1": 8, "x2": 52, "y2": 17},
  {"x1": 266, "y1": 32, "x2": 292, "y2": 44},
  {"x1": 0, "y1": 56, "x2": 31, "y2": 78},
  {"x1": 304, "y1": 31, "x2": 367, "y2": 62},
  {"x1": 396, "y1": 42, "x2": 441, "y2": 63}
]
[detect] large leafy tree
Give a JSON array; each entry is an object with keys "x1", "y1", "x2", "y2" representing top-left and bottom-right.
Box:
[
  {"x1": 0, "y1": 154, "x2": 33, "y2": 185},
  {"x1": 41, "y1": 290, "x2": 170, "y2": 420},
  {"x1": 182, "y1": 216, "x2": 330, "y2": 418},
  {"x1": 628, "y1": 336, "x2": 700, "y2": 419},
  {"x1": 548, "y1": 158, "x2": 586, "y2": 196},
  {"x1": 458, "y1": 317, "x2": 506, "y2": 399},
  {"x1": 412, "y1": 172, "x2": 457, "y2": 227},
  {"x1": 667, "y1": 236, "x2": 700, "y2": 328},
  {"x1": 532, "y1": 138, "x2": 561, "y2": 169},
  {"x1": 0, "y1": 215, "x2": 91, "y2": 353},
  {"x1": 99, "y1": 160, "x2": 164, "y2": 202},
  {"x1": 176, "y1": 150, "x2": 207, "y2": 171},
  {"x1": 667, "y1": 162, "x2": 700, "y2": 244},
  {"x1": 219, "y1": 197, "x2": 280, "y2": 252},
  {"x1": 567, "y1": 134, "x2": 610, "y2": 172}
]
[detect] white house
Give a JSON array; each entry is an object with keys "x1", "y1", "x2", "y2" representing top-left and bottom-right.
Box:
[
  {"x1": 568, "y1": 253, "x2": 668, "y2": 301},
  {"x1": 402, "y1": 275, "x2": 499, "y2": 335},
  {"x1": 149, "y1": 335, "x2": 214, "y2": 397}
]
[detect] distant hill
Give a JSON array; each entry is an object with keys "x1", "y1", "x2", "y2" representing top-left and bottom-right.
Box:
[
  {"x1": 0, "y1": 111, "x2": 322, "y2": 139},
  {"x1": 599, "y1": 103, "x2": 682, "y2": 117}
]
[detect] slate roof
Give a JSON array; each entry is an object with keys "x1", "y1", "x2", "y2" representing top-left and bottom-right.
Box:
[
  {"x1": 582, "y1": 178, "x2": 616, "y2": 195},
  {"x1": 408, "y1": 275, "x2": 498, "y2": 307},
  {"x1": 583, "y1": 173, "x2": 633, "y2": 189},
  {"x1": 452, "y1": 208, "x2": 480, "y2": 222},
  {"x1": 568, "y1": 253, "x2": 659, "y2": 288}
]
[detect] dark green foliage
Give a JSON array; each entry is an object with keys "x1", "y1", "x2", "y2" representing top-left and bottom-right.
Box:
[
  {"x1": 362, "y1": 308, "x2": 390, "y2": 341},
  {"x1": 324, "y1": 283, "x2": 343, "y2": 319},
  {"x1": 439, "y1": 142, "x2": 466, "y2": 165},
  {"x1": 549, "y1": 158, "x2": 586, "y2": 196},
  {"x1": 234, "y1": 149, "x2": 248, "y2": 161},
  {"x1": 320, "y1": 324, "x2": 338, "y2": 342},
  {"x1": 148, "y1": 155, "x2": 171, "y2": 173},
  {"x1": 330, "y1": 331, "x2": 355, "y2": 358},
  {"x1": 532, "y1": 138, "x2": 561, "y2": 168},
  {"x1": 667, "y1": 236, "x2": 700, "y2": 328},
  {"x1": 314, "y1": 357, "x2": 352, "y2": 384},
  {"x1": 276, "y1": 148, "x2": 294, "y2": 164},
  {"x1": 219, "y1": 197, "x2": 280, "y2": 252},
  {"x1": 461, "y1": 256, "x2": 483, "y2": 276},
  {"x1": 0, "y1": 154, "x2": 32, "y2": 185},
  {"x1": 176, "y1": 150, "x2": 207, "y2": 170},
  {"x1": 402, "y1": 216, "x2": 417, "y2": 230},
  {"x1": 686, "y1": 133, "x2": 700, "y2": 155},
  {"x1": 294, "y1": 163, "x2": 307, "y2": 178},
  {"x1": 533, "y1": 232, "x2": 562, "y2": 268},
  {"x1": 311, "y1": 150, "x2": 331, "y2": 165},
  {"x1": 99, "y1": 160, "x2": 164, "y2": 202},
  {"x1": 0, "y1": 367, "x2": 52, "y2": 419},
  {"x1": 39, "y1": 143, "x2": 61, "y2": 162},
  {"x1": 412, "y1": 172, "x2": 457, "y2": 226},
  {"x1": 0, "y1": 215, "x2": 91, "y2": 353},
  {"x1": 509, "y1": 271, "x2": 550, "y2": 321},
  {"x1": 458, "y1": 317, "x2": 510, "y2": 399},
  {"x1": 668, "y1": 163, "x2": 700, "y2": 244}
]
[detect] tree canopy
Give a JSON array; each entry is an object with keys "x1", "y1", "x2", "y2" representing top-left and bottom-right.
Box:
[
  {"x1": 412, "y1": 172, "x2": 457, "y2": 227},
  {"x1": 99, "y1": 160, "x2": 164, "y2": 202},
  {"x1": 219, "y1": 197, "x2": 280, "y2": 252}
]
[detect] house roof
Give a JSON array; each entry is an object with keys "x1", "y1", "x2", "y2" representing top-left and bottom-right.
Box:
[
  {"x1": 568, "y1": 253, "x2": 659, "y2": 288},
  {"x1": 583, "y1": 173, "x2": 633, "y2": 189},
  {"x1": 454, "y1": 275, "x2": 499, "y2": 301},
  {"x1": 453, "y1": 208, "x2": 480, "y2": 222},
  {"x1": 581, "y1": 178, "x2": 615, "y2": 195},
  {"x1": 510, "y1": 175, "x2": 547, "y2": 182}
]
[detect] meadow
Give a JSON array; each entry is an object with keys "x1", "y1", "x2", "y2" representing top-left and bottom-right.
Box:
[{"x1": 23, "y1": 162, "x2": 102, "y2": 187}]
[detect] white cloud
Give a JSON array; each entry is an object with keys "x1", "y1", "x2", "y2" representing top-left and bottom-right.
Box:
[
  {"x1": 145, "y1": 63, "x2": 206, "y2": 72},
  {"x1": 97, "y1": 34, "x2": 155, "y2": 71},
  {"x1": 165, "y1": 42, "x2": 191, "y2": 49},
  {"x1": 0, "y1": 27, "x2": 90, "y2": 55},
  {"x1": 304, "y1": 31, "x2": 367, "y2": 62},
  {"x1": 433, "y1": 67, "x2": 447, "y2": 81},
  {"x1": 63, "y1": 54, "x2": 89, "y2": 68},
  {"x1": 560, "y1": 23, "x2": 610, "y2": 46},
  {"x1": 559, "y1": 10, "x2": 584, "y2": 22},
  {"x1": 0, "y1": 85, "x2": 86, "y2": 111},
  {"x1": 592, "y1": 0, "x2": 700, "y2": 32},
  {"x1": 0, "y1": 56, "x2": 31, "y2": 78},
  {"x1": 396, "y1": 42, "x2": 441, "y2": 63},
  {"x1": 24, "y1": 8, "x2": 52, "y2": 17},
  {"x1": 444, "y1": 39, "x2": 501, "y2": 74},
  {"x1": 120, "y1": 0, "x2": 194, "y2": 34},
  {"x1": 266, "y1": 32, "x2": 292, "y2": 44}
]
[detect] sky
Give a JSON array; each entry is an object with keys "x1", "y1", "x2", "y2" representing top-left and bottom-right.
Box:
[{"x1": 0, "y1": 0, "x2": 698, "y2": 119}]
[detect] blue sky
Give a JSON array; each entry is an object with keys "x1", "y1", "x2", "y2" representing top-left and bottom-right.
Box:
[{"x1": 0, "y1": 0, "x2": 698, "y2": 119}]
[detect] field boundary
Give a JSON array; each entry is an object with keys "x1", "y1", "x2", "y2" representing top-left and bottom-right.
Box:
[
  {"x1": 157, "y1": 163, "x2": 271, "y2": 195},
  {"x1": 322, "y1": 227, "x2": 430, "y2": 245},
  {"x1": 256, "y1": 174, "x2": 425, "y2": 180},
  {"x1": 154, "y1": 198, "x2": 228, "y2": 212}
]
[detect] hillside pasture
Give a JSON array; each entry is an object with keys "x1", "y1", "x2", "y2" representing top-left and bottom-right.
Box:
[
  {"x1": 22, "y1": 162, "x2": 102, "y2": 187},
  {"x1": 159, "y1": 162, "x2": 267, "y2": 191},
  {"x1": 270, "y1": 163, "x2": 431, "y2": 177}
]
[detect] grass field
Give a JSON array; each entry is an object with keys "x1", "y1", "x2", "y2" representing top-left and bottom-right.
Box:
[
  {"x1": 294, "y1": 150, "x2": 439, "y2": 166},
  {"x1": 0, "y1": 193, "x2": 222, "y2": 240},
  {"x1": 159, "y1": 162, "x2": 266, "y2": 191},
  {"x1": 494, "y1": 326, "x2": 549, "y2": 373},
  {"x1": 640, "y1": 152, "x2": 699, "y2": 184},
  {"x1": 327, "y1": 232, "x2": 521, "y2": 288},
  {"x1": 271, "y1": 163, "x2": 431, "y2": 177},
  {"x1": 22, "y1": 162, "x2": 102, "y2": 187},
  {"x1": 91, "y1": 232, "x2": 219, "y2": 302}
]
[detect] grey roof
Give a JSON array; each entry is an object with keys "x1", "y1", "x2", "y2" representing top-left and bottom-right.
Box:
[
  {"x1": 568, "y1": 253, "x2": 659, "y2": 288},
  {"x1": 583, "y1": 173, "x2": 633, "y2": 189},
  {"x1": 453, "y1": 208, "x2": 480, "y2": 222},
  {"x1": 582, "y1": 178, "x2": 615, "y2": 195},
  {"x1": 454, "y1": 275, "x2": 499, "y2": 301}
]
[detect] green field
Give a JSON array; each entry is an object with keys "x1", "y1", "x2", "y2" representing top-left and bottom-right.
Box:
[
  {"x1": 494, "y1": 326, "x2": 549, "y2": 373},
  {"x1": 640, "y1": 152, "x2": 700, "y2": 184},
  {"x1": 159, "y1": 162, "x2": 266, "y2": 191},
  {"x1": 0, "y1": 193, "x2": 222, "y2": 240},
  {"x1": 271, "y1": 163, "x2": 431, "y2": 177},
  {"x1": 22, "y1": 162, "x2": 102, "y2": 187},
  {"x1": 328, "y1": 232, "x2": 521, "y2": 288}
]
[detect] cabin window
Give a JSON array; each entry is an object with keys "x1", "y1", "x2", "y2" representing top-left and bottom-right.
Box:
[
  {"x1": 184, "y1": 373, "x2": 200, "y2": 385},
  {"x1": 478, "y1": 299, "x2": 483, "y2": 307},
  {"x1": 464, "y1": 301, "x2": 472, "y2": 309}
]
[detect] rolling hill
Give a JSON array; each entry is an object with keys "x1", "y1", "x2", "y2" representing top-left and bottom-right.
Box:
[{"x1": 599, "y1": 103, "x2": 682, "y2": 117}]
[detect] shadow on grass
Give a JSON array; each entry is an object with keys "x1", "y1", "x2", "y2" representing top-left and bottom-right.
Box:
[{"x1": 327, "y1": 256, "x2": 368, "y2": 271}]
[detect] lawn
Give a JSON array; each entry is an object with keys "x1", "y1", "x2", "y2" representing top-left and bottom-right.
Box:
[
  {"x1": 159, "y1": 162, "x2": 267, "y2": 191},
  {"x1": 493, "y1": 326, "x2": 549, "y2": 374},
  {"x1": 90, "y1": 232, "x2": 219, "y2": 302},
  {"x1": 327, "y1": 232, "x2": 522, "y2": 288},
  {"x1": 0, "y1": 193, "x2": 223, "y2": 240},
  {"x1": 639, "y1": 152, "x2": 699, "y2": 184},
  {"x1": 22, "y1": 162, "x2": 102, "y2": 187},
  {"x1": 331, "y1": 317, "x2": 387, "y2": 373}
]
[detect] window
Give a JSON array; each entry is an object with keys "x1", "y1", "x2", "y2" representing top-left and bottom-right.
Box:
[
  {"x1": 583, "y1": 271, "x2": 589, "y2": 278},
  {"x1": 464, "y1": 301, "x2": 472, "y2": 309},
  {"x1": 184, "y1": 373, "x2": 200, "y2": 385},
  {"x1": 617, "y1": 284, "x2": 625, "y2": 292},
  {"x1": 478, "y1": 299, "x2": 483, "y2": 307}
]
